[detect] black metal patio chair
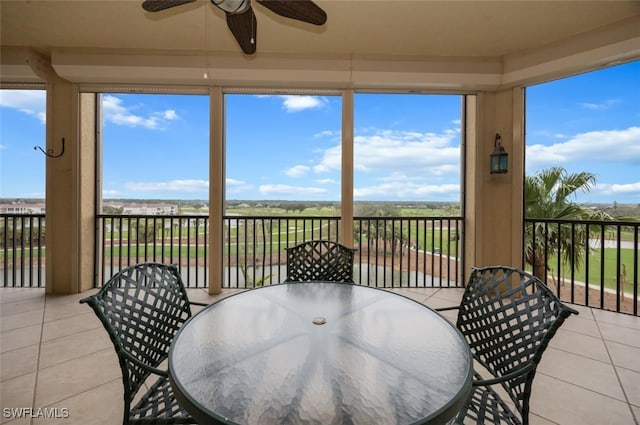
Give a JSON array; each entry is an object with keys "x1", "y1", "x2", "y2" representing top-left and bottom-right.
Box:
[
  {"x1": 80, "y1": 262, "x2": 207, "y2": 425},
  {"x1": 437, "y1": 265, "x2": 578, "y2": 425},
  {"x1": 285, "y1": 239, "x2": 356, "y2": 283}
]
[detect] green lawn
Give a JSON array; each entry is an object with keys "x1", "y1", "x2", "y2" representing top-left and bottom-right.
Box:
[{"x1": 545, "y1": 247, "x2": 638, "y2": 293}]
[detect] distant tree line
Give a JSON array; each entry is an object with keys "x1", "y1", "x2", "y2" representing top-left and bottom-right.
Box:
[{"x1": 0, "y1": 221, "x2": 45, "y2": 248}]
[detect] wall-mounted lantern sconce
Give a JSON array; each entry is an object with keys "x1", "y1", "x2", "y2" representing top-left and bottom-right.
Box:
[{"x1": 490, "y1": 133, "x2": 508, "y2": 174}]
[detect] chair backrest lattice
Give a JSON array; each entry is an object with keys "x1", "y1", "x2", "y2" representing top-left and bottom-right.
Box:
[
  {"x1": 81, "y1": 263, "x2": 193, "y2": 408},
  {"x1": 285, "y1": 240, "x2": 356, "y2": 283},
  {"x1": 456, "y1": 265, "x2": 578, "y2": 420}
]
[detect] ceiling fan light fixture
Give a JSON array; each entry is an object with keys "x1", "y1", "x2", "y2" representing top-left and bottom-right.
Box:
[{"x1": 211, "y1": 0, "x2": 250, "y2": 14}]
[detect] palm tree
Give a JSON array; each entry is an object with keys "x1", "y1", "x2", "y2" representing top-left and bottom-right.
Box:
[{"x1": 524, "y1": 166, "x2": 610, "y2": 280}]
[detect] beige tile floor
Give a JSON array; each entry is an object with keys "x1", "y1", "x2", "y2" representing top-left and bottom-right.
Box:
[{"x1": 1, "y1": 286, "x2": 638, "y2": 425}]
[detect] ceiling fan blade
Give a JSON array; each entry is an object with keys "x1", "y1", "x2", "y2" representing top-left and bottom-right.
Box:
[
  {"x1": 256, "y1": 0, "x2": 326, "y2": 25},
  {"x1": 142, "y1": 0, "x2": 196, "y2": 12},
  {"x1": 226, "y1": 7, "x2": 258, "y2": 54}
]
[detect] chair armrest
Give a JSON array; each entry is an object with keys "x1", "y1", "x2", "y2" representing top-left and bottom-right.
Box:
[
  {"x1": 118, "y1": 349, "x2": 169, "y2": 377},
  {"x1": 472, "y1": 362, "x2": 536, "y2": 387}
]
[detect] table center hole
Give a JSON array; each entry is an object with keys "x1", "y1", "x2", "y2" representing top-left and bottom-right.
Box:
[{"x1": 312, "y1": 316, "x2": 327, "y2": 325}]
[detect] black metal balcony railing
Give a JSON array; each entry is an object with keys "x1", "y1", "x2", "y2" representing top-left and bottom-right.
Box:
[
  {"x1": 2, "y1": 213, "x2": 638, "y2": 316},
  {"x1": 526, "y1": 218, "x2": 639, "y2": 316},
  {"x1": 94, "y1": 215, "x2": 463, "y2": 289},
  {"x1": 96, "y1": 215, "x2": 210, "y2": 287},
  {"x1": 222, "y1": 216, "x2": 462, "y2": 289},
  {"x1": 0, "y1": 214, "x2": 463, "y2": 290},
  {"x1": 1, "y1": 214, "x2": 46, "y2": 288}
]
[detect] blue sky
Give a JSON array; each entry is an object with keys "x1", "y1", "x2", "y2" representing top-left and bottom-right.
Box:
[
  {"x1": 525, "y1": 61, "x2": 640, "y2": 204},
  {"x1": 1, "y1": 60, "x2": 638, "y2": 204}
]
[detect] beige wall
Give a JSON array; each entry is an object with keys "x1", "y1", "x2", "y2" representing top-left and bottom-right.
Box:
[
  {"x1": 465, "y1": 89, "x2": 525, "y2": 272},
  {"x1": 42, "y1": 76, "x2": 96, "y2": 294},
  {"x1": 340, "y1": 90, "x2": 354, "y2": 249},
  {"x1": 77, "y1": 93, "x2": 97, "y2": 293},
  {"x1": 209, "y1": 87, "x2": 224, "y2": 295},
  {"x1": 44, "y1": 76, "x2": 75, "y2": 294}
]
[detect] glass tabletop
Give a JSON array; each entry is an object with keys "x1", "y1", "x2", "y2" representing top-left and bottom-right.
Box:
[{"x1": 169, "y1": 282, "x2": 472, "y2": 425}]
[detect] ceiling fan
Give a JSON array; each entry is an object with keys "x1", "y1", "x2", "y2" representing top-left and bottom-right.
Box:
[{"x1": 142, "y1": 0, "x2": 327, "y2": 55}]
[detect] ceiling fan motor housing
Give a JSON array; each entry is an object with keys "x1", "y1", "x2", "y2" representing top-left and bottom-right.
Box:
[{"x1": 211, "y1": 0, "x2": 250, "y2": 14}]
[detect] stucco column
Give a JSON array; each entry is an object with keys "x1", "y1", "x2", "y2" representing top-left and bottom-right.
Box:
[
  {"x1": 77, "y1": 93, "x2": 97, "y2": 292},
  {"x1": 465, "y1": 88, "x2": 524, "y2": 271},
  {"x1": 209, "y1": 86, "x2": 224, "y2": 295},
  {"x1": 341, "y1": 90, "x2": 354, "y2": 247},
  {"x1": 40, "y1": 71, "x2": 95, "y2": 294}
]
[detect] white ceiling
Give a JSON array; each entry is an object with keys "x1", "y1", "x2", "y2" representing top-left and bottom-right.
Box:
[{"x1": 2, "y1": 0, "x2": 640, "y2": 89}]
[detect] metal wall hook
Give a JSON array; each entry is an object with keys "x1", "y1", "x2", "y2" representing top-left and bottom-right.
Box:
[{"x1": 34, "y1": 137, "x2": 65, "y2": 158}]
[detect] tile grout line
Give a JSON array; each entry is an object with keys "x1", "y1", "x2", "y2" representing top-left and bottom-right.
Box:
[
  {"x1": 529, "y1": 391, "x2": 564, "y2": 425},
  {"x1": 28, "y1": 292, "x2": 120, "y2": 421},
  {"x1": 536, "y1": 369, "x2": 632, "y2": 405},
  {"x1": 29, "y1": 294, "x2": 47, "y2": 425},
  {"x1": 38, "y1": 376, "x2": 122, "y2": 416},
  {"x1": 595, "y1": 320, "x2": 640, "y2": 333},
  {"x1": 529, "y1": 412, "x2": 561, "y2": 425},
  {"x1": 518, "y1": 305, "x2": 631, "y2": 425},
  {"x1": 28, "y1": 346, "x2": 117, "y2": 412},
  {"x1": 543, "y1": 342, "x2": 615, "y2": 369},
  {"x1": 593, "y1": 308, "x2": 639, "y2": 425}
]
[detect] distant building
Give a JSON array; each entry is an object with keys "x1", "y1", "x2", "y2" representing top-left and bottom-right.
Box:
[
  {"x1": 1, "y1": 201, "x2": 181, "y2": 215},
  {"x1": 121, "y1": 203, "x2": 178, "y2": 215},
  {"x1": 0, "y1": 202, "x2": 46, "y2": 214}
]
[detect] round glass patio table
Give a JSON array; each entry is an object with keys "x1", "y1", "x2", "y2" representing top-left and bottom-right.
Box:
[{"x1": 169, "y1": 282, "x2": 473, "y2": 425}]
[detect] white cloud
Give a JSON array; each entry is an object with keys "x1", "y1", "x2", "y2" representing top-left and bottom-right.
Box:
[
  {"x1": 226, "y1": 178, "x2": 253, "y2": 194},
  {"x1": 125, "y1": 179, "x2": 208, "y2": 192},
  {"x1": 291, "y1": 126, "x2": 463, "y2": 200},
  {"x1": 314, "y1": 128, "x2": 460, "y2": 176},
  {"x1": 609, "y1": 182, "x2": 640, "y2": 194},
  {"x1": 102, "y1": 95, "x2": 179, "y2": 129},
  {"x1": 579, "y1": 98, "x2": 621, "y2": 110},
  {"x1": 526, "y1": 126, "x2": 640, "y2": 171},
  {"x1": 255, "y1": 95, "x2": 329, "y2": 112},
  {"x1": 592, "y1": 181, "x2": 640, "y2": 199},
  {"x1": 314, "y1": 130, "x2": 339, "y2": 138},
  {"x1": 103, "y1": 189, "x2": 121, "y2": 197},
  {"x1": 285, "y1": 165, "x2": 311, "y2": 177},
  {"x1": 313, "y1": 162, "x2": 334, "y2": 173},
  {"x1": 354, "y1": 130, "x2": 460, "y2": 172},
  {"x1": 355, "y1": 182, "x2": 460, "y2": 200},
  {"x1": 315, "y1": 178, "x2": 337, "y2": 184},
  {"x1": 279, "y1": 96, "x2": 328, "y2": 112},
  {"x1": 259, "y1": 184, "x2": 328, "y2": 196},
  {"x1": 0, "y1": 90, "x2": 46, "y2": 123},
  {"x1": 163, "y1": 110, "x2": 178, "y2": 120}
]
